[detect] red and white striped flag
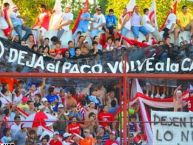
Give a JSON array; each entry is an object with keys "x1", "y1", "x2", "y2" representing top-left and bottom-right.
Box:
[
  {"x1": 77, "y1": 102, "x2": 89, "y2": 119},
  {"x1": 126, "y1": 0, "x2": 136, "y2": 12},
  {"x1": 148, "y1": 0, "x2": 158, "y2": 29}
]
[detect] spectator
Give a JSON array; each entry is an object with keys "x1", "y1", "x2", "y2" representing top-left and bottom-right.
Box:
[
  {"x1": 10, "y1": 116, "x2": 21, "y2": 141},
  {"x1": 18, "y1": 96, "x2": 29, "y2": 111},
  {"x1": 64, "y1": 50, "x2": 70, "y2": 59},
  {"x1": 98, "y1": 105, "x2": 114, "y2": 128},
  {"x1": 62, "y1": 133, "x2": 72, "y2": 145},
  {"x1": 174, "y1": 5, "x2": 193, "y2": 44},
  {"x1": 25, "y1": 129, "x2": 37, "y2": 145},
  {"x1": 14, "y1": 124, "x2": 27, "y2": 145},
  {"x1": 1, "y1": 128, "x2": 12, "y2": 143},
  {"x1": 42, "y1": 46, "x2": 50, "y2": 57},
  {"x1": 68, "y1": 41, "x2": 76, "y2": 58},
  {"x1": 46, "y1": 86, "x2": 59, "y2": 112},
  {"x1": 131, "y1": 6, "x2": 150, "y2": 41},
  {"x1": 32, "y1": 44, "x2": 39, "y2": 52},
  {"x1": 65, "y1": 88, "x2": 77, "y2": 110},
  {"x1": 162, "y1": 7, "x2": 177, "y2": 39},
  {"x1": 91, "y1": 6, "x2": 106, "y2": 38},
  {"x1": 142, "y1": 8, "x2": 161, "y2": 41},
  {"x1": 33, "y1": 4, "x2": 50, "y2": 36},
  {"x1": 10, "y1": 6, "x2": 32, "y2": 41},
  {"x1": 80, "y1": 128, "x2": 96, "y2": 145},
  {"x1": 3, "y1": 3, "x2": 12, "y2": 34},
  {"x1": 0, "y1": 7, "x2": 11, "y2": 37},
  {"x1": 120, "y1": 8, "x2": 132, "y2": 37},
  {"x1": 93, "y1": 36, "x2": 102, "y2": 51},
  {"x1": 49, "y1": 131, "x2": 62, "y2": 145},
  {"x1": 104, "y1": 131, "x2": 119, "y2": 145},
  {"x1": 105, "y1": 9, "x2": 117, "y2": 35},
  {"x1": 104, "y1": 36, "x2": 114, "y2": 51},
  {"x1": 26, "y1": 34, "x2": 35, "y2": 49},
  {"x1": 57, "y1": 4, "x2": 73, "y2": 39},
  {"x1": 80, "y1": 43, "x2": 90, "y2": 56},
  {"x1": 67, "y1": 117, "x2": 81, "y2": 135},
  {"x1": 26, "y1": 101, "x2": 36, "y2": 114},
  {"x1": 76, "y1": 7, "x2": 91, "y2": 33},
  {"x1": 74, "y1": 47, "x2": 83, "y2": 58},
  {"x1": 39, "y1": 137, "x2": 49, "y2": 145},
  {"x1": 53, "y1": 104, "x2": 68, "y2": 135}
]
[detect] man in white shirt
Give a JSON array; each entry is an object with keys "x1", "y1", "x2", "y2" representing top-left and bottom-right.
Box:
[
  {"x1": 57, "y1": 4, "x2": 73, "y2": 39},
  {"x1": 91, "y1": 6, "x2": 106, "y2": 38},
  {"x1": 11, "y1": 116, "x2": 21, "y2": 141},
  {"x1": 142, "y1": 8, "x2": 161, "y2": 41},
  {"x1": 163, "y1": 8, "x2": 177, "y2": 39}
]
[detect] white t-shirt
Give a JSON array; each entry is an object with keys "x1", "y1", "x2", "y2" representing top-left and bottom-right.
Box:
[
  {"x1": 62, "y1": 12, "x2": 73, "y2": 31},
  {"x1": 0, "y1": 16, "x2": 8, "y2": 29},
  {"x1": 93, "y1": 13, "x2": 106, "y2": 30},
  {"x1": 166, "y1": 13, "x2": 176, "y2": 29},
  {"x1": 121, "y1": 14, "x2": 131, "y2": 30},
  {"x1": 142, "y1": 15, "x2": 155, "y2": 32}
]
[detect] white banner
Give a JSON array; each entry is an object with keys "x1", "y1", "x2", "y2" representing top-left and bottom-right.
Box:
[{"x1": 151, "y1": 111, "x2": 193, "y2": 145}]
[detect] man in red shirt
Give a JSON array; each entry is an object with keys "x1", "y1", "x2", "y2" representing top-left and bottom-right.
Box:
[
  {"x1": 49, "y1": 131, "x2": 62, "y2": 145},
  {"x1": 67, "y1": 117, "x2": 81, "y2": 135},
  {"x1": 98, "y1": 105, "x2": 114, "y2": 127},
  {"x1": 105, "y1": 131, "x2": 119, "y2": 145}
]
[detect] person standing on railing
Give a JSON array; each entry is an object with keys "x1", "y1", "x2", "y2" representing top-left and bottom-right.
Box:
[
  {"x1": 76, "y1": 7, "x2": 91, "y2": 34},
  {"x1": 33, "y1": 4, "x2": 50, "y2": 37},
  {"x1": 2, "y1": 3, "x2": 12, "y2": 37},
  {"x1": 0, "y1": 6, "x2": 11, "y2": 38},
  {"x1": 131, "y1": 6, "x2": 150, "y2": 42},
  {"x1": 174, "y1": 6, "x2": 193, "y2": 45},
  {"x1": 10, "y1": 6, "x2": 32, "y2": 41},
  {"x1": 57, "y1": 4, "x2": 73, "y2": 40},
  {"x1": 90, "y1": 6, "x2": 106, "y2": 38}
]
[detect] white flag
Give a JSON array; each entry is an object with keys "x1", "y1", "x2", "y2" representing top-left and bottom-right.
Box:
[
  {"x1": 126, "y1": 0, "x2": 136, "y2": 12},
  {"x1": 148, "y1": 0, "x2": 158, "y2": 29}
]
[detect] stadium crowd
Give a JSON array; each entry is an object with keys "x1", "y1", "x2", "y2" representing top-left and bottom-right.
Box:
[
  {"x1": 0, "y1": 1, "x2": 193, "y2": 145},
  {"x1": 0, "y1": 2, "x2": 193, "y2": 61}
]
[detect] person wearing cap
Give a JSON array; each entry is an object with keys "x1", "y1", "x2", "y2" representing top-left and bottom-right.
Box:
[
  {"x1": 10, "y1": 5, "x2": 32, "y2": 41},
  {"x1": 53, "y1": 104, "x2": 69, "y2": 135},
  {"x1": 49, "y1": 131, "x2": 62, "y2": 145},
  {"x1": 90, "y1": 6, "x2": 106, "y2": 38},
  {"x1": 57, "y1": 4, "x2": 73, "y2": 39},
  {"x1": 104, "y1": 131, "x2": 119, "y2": 145},
  {"x1": 162, "y1": 6, "x2": 177, "y2": 39},
  {"x1": 62, "y1": 132, "x2": 72, "y2": 145},
  {"x1": 10, "y1": 116, "x2": 21, "y2": 141},
  {"x1": 18, "y1": 96, "x2": 29, "y2": 111}
]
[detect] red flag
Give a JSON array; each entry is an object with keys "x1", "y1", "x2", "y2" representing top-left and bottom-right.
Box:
[
  {"x1": 159, "y1": 0, "x2": 178, "y2": 31},
  {"x1": 148, "y1": 1, "x2": 158, "y2": 29}
]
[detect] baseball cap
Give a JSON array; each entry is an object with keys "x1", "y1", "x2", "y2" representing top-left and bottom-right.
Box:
[
  {"x1": 54, "y1": 131, "x2": 59, "y2": 135},
  {"x1": 58, "y1": 104, "x2": 64, "y2": 108},
  {"x1": 22, "y1": 96, "x2": 28, "y2": 103},
  {"x1": 63, "y1": 132, "x2": 72, "y2": 138},
  {"x1": 41, "y1": 98, "x2": 48, "y2": 102}
]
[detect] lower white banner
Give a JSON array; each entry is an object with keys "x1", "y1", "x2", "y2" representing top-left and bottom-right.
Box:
[{"x1": 151, "y1": 111, "x2": 193, "y2": 145}]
